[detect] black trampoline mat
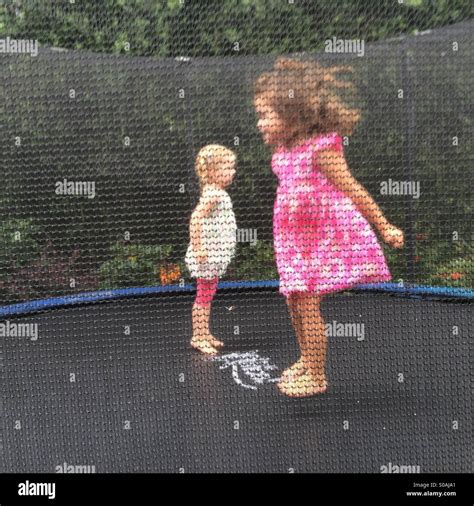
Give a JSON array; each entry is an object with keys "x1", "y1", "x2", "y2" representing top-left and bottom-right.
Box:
[{"x1": 2, "y1": 292, "x2": 472, "y2": 473}]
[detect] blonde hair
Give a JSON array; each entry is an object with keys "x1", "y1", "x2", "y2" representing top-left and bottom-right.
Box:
[
  {"x1": 195, "y1": 144, "x2": 236, "y2": 193},
  {"x1": 254, "y1": 57, "x2": 361, "y2": 147}
]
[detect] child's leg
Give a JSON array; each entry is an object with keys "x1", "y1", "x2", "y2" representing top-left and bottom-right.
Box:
[
  {"x1": 196, "y1": 277, "x2": 223, "y2": 348},
  {"x1": 281, "y1": 294, "x2": 307, "y2": 379},
  {"x1": 191, "y1": 304, "x2": 219, "y2": 355},
  {"x1": 278, "y1": 293, "x2": 327, "y2": 397},
  {"x1": 299, "y1": 293, "x2": 327, "y2": 381},
  {"x1": 191, "y1": 277, "x2": 222, "y2": 355}
]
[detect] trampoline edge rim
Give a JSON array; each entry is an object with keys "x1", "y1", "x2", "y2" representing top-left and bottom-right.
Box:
[{"x1": 0, "y1": 281, "x2": 472, "y2": 317}]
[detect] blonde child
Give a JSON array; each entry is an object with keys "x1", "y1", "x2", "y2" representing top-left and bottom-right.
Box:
[
  {"x1": 253, "y1": 58, "x2": 404, "y2": 397},
  {"x1": 185, "y1": 145, "x2": 237, "y2": 355}
]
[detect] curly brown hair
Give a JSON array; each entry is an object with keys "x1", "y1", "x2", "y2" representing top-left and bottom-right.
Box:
[{"x1": 254, "y1": 57, "x2": 361, "y2": 146}]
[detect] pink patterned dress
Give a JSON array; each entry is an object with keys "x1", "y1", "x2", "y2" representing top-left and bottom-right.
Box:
[{"x1": 272, "y1": 132, "x2": 391, "y2": 297}]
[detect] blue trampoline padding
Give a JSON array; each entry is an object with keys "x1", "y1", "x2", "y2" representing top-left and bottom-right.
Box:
[
  {"x1": 0, "y1": 281, "x2": 472, "y2": 317},
  {"x1": 355, "y1": 282, "x2": 474, "y2": 299}
]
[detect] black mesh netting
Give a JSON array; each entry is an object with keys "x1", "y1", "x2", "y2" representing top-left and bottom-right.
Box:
[{"x1": 0, "y1": 1, "x2": 472, "y2": 474}]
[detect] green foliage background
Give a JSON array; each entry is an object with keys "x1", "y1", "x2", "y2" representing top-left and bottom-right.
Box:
[
  {"x1": 1, "y1": 0, "x2": 472, "y2": 56},
  {"x1": 1, "y1": 0, "x2": 472, "y2": 301}
]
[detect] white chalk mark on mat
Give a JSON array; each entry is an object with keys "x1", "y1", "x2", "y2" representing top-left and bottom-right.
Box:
[{"x1": 211, "y1": 351, "x2": 280, "y2": 390}]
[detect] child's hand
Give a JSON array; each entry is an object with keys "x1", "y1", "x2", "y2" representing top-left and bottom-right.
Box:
[
  {"x1": 196, "y1": 249, "x2": 208, "y2": 264},
  {"x1": 381, "y1": 224, "x2": 404, "y2": 249}
]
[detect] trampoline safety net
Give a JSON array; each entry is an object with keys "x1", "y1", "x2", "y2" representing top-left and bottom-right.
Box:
[{"x1": 0, "y1": 1, "x2": 472, "y2": 474}]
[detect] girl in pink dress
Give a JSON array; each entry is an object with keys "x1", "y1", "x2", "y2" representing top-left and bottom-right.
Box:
[{"x1": 254, "y1": 58, "x2": 404, "y2": 397}]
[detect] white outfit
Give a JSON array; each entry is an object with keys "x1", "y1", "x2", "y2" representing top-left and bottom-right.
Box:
[{"x1": 185, "y1": 185, "x2": 237, "y2": 279}]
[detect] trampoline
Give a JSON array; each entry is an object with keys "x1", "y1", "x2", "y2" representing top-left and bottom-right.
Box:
[
  {"x1": 1, "y1": 2, "x2": 473, "y2": 476},
  {"x1": 2, "y1": 291, "x2": 472, "y2": 473}
]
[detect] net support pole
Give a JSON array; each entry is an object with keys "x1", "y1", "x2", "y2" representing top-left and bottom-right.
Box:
[
  {"x1": 178, "y1": 56, "x2": 199, "y2": 201},
  {"x1": 401, "y1": 39, "x2": 417, "y2": 284}
]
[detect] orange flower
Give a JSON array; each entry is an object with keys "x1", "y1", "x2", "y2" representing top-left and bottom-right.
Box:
[{"x1": 160, "y1": 264, "x2": 181, "y2": 285}]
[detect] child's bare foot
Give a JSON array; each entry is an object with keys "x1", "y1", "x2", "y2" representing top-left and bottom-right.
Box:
[
  {"x1": 207, "y1": 334, "x2": 224, "y2": 348},
  {"x1": 277, "y1": 372, "x2": 327, "y2": 397},
  {"x1": 190, "y1": 338, "x2": 218, "y2": 356},
  {"x1": 281, "y1": 359, "x2": 307, "y2": 380}
]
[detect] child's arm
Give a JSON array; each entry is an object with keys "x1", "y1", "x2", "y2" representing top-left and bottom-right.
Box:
[
  {"x1": 317, "y1": 149, "x2": 404, "y2": 249},
  {"x1": 189, "y1": 190, "x2": 221, "y2": 259}
]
